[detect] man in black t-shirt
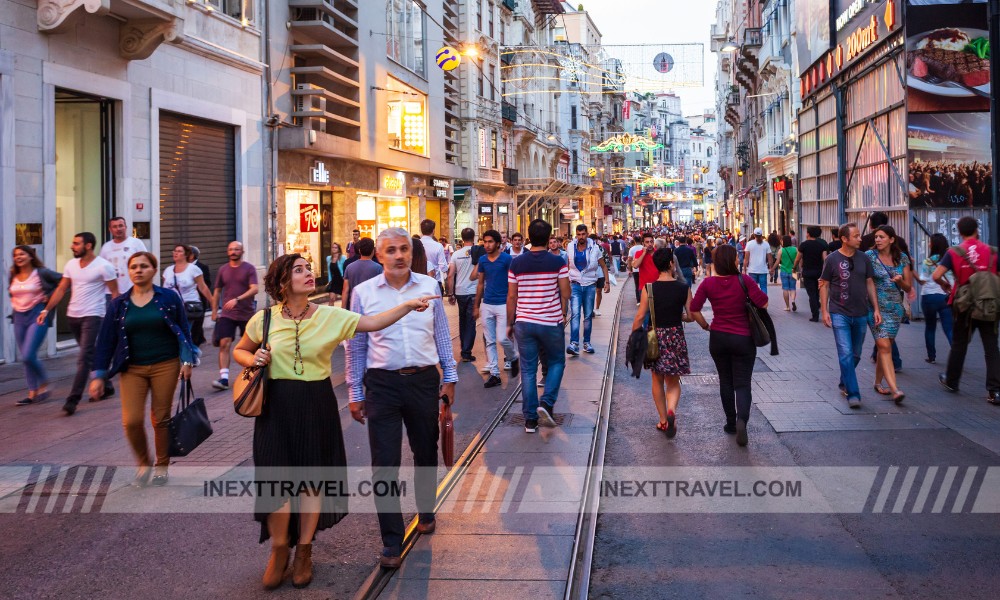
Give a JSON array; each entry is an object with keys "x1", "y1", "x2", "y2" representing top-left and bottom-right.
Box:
[{"x1": 793, "y1": 226, "x2": 829, "y2": 322}]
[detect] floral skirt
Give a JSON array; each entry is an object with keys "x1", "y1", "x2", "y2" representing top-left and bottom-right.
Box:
[{"x1": 652, "y1": 325, "x2": 691, "y2": 376}]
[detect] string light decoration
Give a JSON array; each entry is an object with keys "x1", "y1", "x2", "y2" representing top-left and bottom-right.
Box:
[{"x1": 590, "y1": 133, "x2": 662, "y2": 153}]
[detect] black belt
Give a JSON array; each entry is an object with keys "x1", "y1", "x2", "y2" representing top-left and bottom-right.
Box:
[{"x1": 370, "y1": 365, "x2": 435, "y2": 376}]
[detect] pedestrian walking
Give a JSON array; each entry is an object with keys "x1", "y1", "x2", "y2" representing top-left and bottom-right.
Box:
[
  {"x1": 507, "y1": 219, "x2": 570, "y2": 432},
  {"x1": 163, "y1": 244, "x2": 215, "y2": 330},
  {"x1": 340, "y1": 238, "x2": 382, "y2": 309},
  {"x1": 99, "y1": 216, "x2": 146, "y2": 295},
  {"x1": 90, "y1": 251, "x2": 198, "y2": 487},
  {"x1": 473, "y1": 230, "x2": 519, "y2": 387},
  {"x1": 743, "y1": 228, "x2": 770, "y2": 290},
  {"x1": 591, "y1": 233, "x2": 610, "y2": 316},
  {"x1": 37, "y1": 232, "x2": 119, "y2": 414},
  {"x1": 345, "y1": 228, "x2": 458, "y2": 570},
  {"x1": 9, "y1": 246, "x2": 61, "y2": 406},
  {"x1": 631, "y1": 247, "x2": 692, "y2": 438},
  {"x1": 932, "y1": 216, "x2": 1000, "y2": 404},
  {"x1": 794, "y1": 226, "x2": 828, "y2": 322},
  {"x1": 690, "y1": 245, "x2": 768, "y2": 446},
  {"x1": 771, "y1": 235, "x2": 798, "y2": 311},
  {"x1": 550, "y1": 235, "x2": 569, "y2": 264},
  {"x1": 610, "y1": 234, "x2": 626, "y2": 273},
  {"x1": 446, "y1": 228, "x2": 479, "y2": 362},
  {"x1": 916, "y1": 233, "x2": 953, "y2": 364},
  {"x1": 325, "y1": 242, "x2": 346, "y2": 303},
  {"x1": 505, "y1": 232, "x2": 527, "y2": 258},
  {"x1": 820, "y1": 223, "x2": 882, "y2": 409},
  {"x1": 345, "y1": 229, "x2": 360, "y2": 260},
  {"x1": 567, "y1": 225, "x2": 610, "y2": 355},
  {"x1": 418, "y1": 219, "x2": 448, "y2": 287},
  {"x1": 865, "y1": 226, "x2": 912, "y2": 403},
  {"x1": 210, "y1": 241, "x2": 259, "y2": 391},
  {"x1": 410, "y1": 236, "x2": 428, "y2": 276},
  {"x1": 703, "y1": 239, "x2": 715, "y2": 277},
  {"x1": 233, "y1": 253, "x2": 434, "y2": 589},
  {"x1": 628, "y1": 234, "x2": 650, "y2": 305},
  {"x1": 188, "y1": 245, "x2": 212, "y2": 346},
  {"x1": 767, "y1": 232, "x2": 782, "y2": 285}
]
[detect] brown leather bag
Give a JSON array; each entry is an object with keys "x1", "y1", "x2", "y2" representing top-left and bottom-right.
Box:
[
  {"x1": 233, "y1": 308, "x2": 271, "y2": 418},
  {"x1": 439, "y1": 395, "x2": 454, "y2": 467}
]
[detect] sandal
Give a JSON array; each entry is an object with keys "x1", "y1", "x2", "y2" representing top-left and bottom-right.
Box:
[
  {"x1": 665, "y1": 412, "x2": 677, "y2": 439},
  {"x1": 874, "y1": 384, "x2": 892, "y2": 396},
  {"x1": 656, "y1": 421, "x2": 668, "y2": 432}
]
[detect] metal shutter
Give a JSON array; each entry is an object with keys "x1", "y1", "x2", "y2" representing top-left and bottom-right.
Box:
[{"x1": 159, "y1": 111, "x2": 236, "y2": 274}]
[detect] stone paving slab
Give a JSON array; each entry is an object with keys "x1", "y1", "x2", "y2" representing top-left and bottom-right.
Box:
[
  {"x1": 380, "y1": 578, "x2": 566, "y2": 600},
  {"x1": 392, "y1": 534, "x2": 575, "y2": 581}
]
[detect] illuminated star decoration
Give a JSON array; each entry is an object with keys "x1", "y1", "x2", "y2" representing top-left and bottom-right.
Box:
[{"x1": 591, "y1": 133, "x2": 663, "y2": 153}]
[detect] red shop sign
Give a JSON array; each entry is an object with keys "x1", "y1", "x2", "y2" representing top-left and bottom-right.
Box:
[{"x1": 300, "y1": 203, "x2": 320, "y2": 233}]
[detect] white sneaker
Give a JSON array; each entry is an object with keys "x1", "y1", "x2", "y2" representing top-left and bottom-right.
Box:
[
  {"x1": 503, "y1": 361, "x2": 512, "y2": 371},
  {"x1": 595, "y1": 309, "x2": 602, "y2": 316},
  {"x1": 480, "y1": 366, "x2": 492, "y2": 373}
]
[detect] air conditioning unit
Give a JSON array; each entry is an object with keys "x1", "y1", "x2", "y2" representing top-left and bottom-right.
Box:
[{"x1": 295, "y1": 83, "x2": 327, "y2": 133}]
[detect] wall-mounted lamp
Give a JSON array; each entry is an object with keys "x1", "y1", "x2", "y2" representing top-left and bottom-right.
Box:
[{"x1": 720, "y1": 38, "x2": 738, "y2": 53}]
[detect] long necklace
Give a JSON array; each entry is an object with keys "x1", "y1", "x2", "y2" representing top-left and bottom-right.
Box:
[{"x1": 282, "y1": 302, "x2": 310, "y2": 376}]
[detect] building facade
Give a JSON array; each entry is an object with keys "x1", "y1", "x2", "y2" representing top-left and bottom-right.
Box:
[{"x1": 1, "y1": 0, "x2": 266, "y2": 362}]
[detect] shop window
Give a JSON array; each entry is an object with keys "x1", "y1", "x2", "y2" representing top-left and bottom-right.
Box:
[
  {"x1": 386, "y1": 79, "x2": 427, "y2": 155},
  {"x1": 285, "y1": 189, "x2": 323, "y2": 280},
  {"x1": 386, "y1": 0, "x2": 425, "y2": 77}
]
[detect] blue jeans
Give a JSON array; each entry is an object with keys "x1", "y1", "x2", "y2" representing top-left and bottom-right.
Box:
[
  {"x1": 749, "y1": 273, "x2": 768, "y2": 290},
  {"x1": 921, "y1": 293, "x2": 953, "y2": 361},
  {"x1": 12, "y1": 304, "x2": 51, "y2": 391},
  {"x1": 569, "y1": 283, "x2": 597, "y2": 344},
  {"x1": 515, "y1": 321, "x2": 566, "y2": 419},
  {"x1": 831, "y1": 313, "x2": 868, "y2": 400},
  {"x1": 681, "y1": 267, "x2": 694, "y2": 288}
]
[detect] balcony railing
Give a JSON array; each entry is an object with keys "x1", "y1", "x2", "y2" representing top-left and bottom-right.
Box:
[
  {"x1": 504, "y1": 168, "x2": 519, "y2": 186},
  {"x1": 743, "y1": 28, "x2": 762, "y2": 49},
  {"x1": 502, "y1": 101, "x2": 517, "y2": 123},
  {"x1": 501, "y1": 0, "x2": 517, "y2": 11}
]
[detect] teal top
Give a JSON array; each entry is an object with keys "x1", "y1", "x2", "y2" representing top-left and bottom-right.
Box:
[{"x1": 125, "y1": 299, "x2": 180, "y2": 366}]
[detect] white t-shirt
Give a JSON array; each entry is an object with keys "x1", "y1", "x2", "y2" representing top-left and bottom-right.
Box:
[
  {"x1": 746, "y1": 239, "x2": 771, "y2": 274},
  {"x1": 628, "y1": 245, "x2": 644, "y2": 269},
  {"x1": 99, "y1": 236, "x2": 147, "y2": 293},
  {"x1": 419, "y1": 236, "x2": 448, "y2": 282},
  {"x1": 449, "y1": 246, "x2": 478, "y2": 296},
  {"x1": 508, "y1": 247, "x2": 526, "y2": 258},
  {"x1": 64, "y1": 257, "x2": 117, "y2": 318},
  {"x1": 163, "y1": 263, "x2": 206, "y2": 303}
]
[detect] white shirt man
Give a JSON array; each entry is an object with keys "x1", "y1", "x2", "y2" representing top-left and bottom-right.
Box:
[
  {"x1": 417, "y1": 219, "x2": 448, "y2": 283},
  {"x1": 99, "y1": 218, "x2": 146, "y2": 294},
  {"x1": 744, "y1": 228, "x2": 771, "y2": 289}
]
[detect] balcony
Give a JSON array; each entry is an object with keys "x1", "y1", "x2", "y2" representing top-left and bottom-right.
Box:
[
  {"x1": 478, "y1": 167, "x2": 505, "y2": 186},
  {"x1": 37, "y1": 0, "x2": 184, "y2": 60},
  {"x1": 504, "y1": 168, "x2": 519, "y2": 186},
  {"x1": 502, "y1": 101, "x2": 517, "y2": 123},
  {"x1": 501, "y1": 0, "x2": 517, "y2": 11},
  {"x1": 743, "y1": 28, "x2": 762, "y2": 49}
]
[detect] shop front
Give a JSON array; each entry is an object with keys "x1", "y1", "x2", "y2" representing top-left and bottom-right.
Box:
[{"x1": 771, "y1": 176, "x2": 795, "y2": 236}]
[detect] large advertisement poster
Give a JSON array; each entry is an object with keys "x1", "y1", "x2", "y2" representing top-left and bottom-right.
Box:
[
  {"x1": 906, "y1": 0, "x2": 991, "y2": 208},
  {"x1": 795, "y1": 0, "x2": 832, "y2": 75}
]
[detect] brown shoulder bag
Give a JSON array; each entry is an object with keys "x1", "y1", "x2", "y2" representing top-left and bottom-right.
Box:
[{"x1": 233, "y1": 308, "x2": 271, "y2": 418}]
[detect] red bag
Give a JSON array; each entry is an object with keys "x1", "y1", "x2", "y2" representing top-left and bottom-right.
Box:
[{"x1": 439, "y1": 395, "x2": 454, "y2": 467}]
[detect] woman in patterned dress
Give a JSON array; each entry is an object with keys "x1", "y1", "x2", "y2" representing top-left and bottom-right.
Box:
[
  {"x1": 631, "y1": 247, "x2": 692, "y2": 438},
  {"x1": 865, "y1": 225, "x2": 912, "y2": 404}
]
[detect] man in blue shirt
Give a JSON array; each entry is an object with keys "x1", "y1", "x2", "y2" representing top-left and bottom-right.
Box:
[{"x1": 474, "y1": 230, "x2": 519, "y2": 387}]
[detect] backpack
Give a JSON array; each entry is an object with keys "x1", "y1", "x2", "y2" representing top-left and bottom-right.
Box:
[{"x1": 952, "y1": 245, "x2": 1000, "y2": 322}]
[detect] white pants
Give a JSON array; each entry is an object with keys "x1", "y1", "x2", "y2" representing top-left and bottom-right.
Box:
[{"x1": 481, "y1": 303, "x2": 517, "y2": 376}]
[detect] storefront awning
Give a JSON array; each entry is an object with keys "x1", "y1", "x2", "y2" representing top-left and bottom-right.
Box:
[{"x1": 453, "y1": 185, "x2": 471, "y2": 203}]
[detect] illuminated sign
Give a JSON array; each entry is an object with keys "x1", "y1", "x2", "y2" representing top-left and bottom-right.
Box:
[
  {"x1": 310, "y1": 161, "x2": 330, "y2": 184},
  {"x1": 378, "y1": 169, "x2": 406, "y2": 197},
  {"x1": 845, "y1": 15, "x2": 879, "y2": 61},
  {"x1": 480, "y1": 205, "x2": 494, "y2": 215},
  {"x1": 498, "y1": 205, "x2": 509, "y2": 214},
  {"x1": 432, "y1": 179, "x2": 449, "y2": 188},
  {"x1": 773, "y1": 178, "x2": 789, "y2": 192},
  {"x1": 836, "y1": 0, "x2": 874, "y2": 32},
  {"x1": 300, "y1": 203, "x2": 320, "y2": 233},
  {"x1": 591, "y1": 133, "x2": 663, "y2": 153}
]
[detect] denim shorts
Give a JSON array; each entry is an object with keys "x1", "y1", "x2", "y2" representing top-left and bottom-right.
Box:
[{"x1": 780, "y1": 272, "x2": 796, "y2": 291}]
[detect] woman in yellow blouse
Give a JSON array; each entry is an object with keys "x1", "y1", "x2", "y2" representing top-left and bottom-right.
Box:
[{"x1": 233, "y1": 253, "x2": 435, "y2": 590}]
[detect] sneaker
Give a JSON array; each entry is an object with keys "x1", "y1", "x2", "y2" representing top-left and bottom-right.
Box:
[
  {"x1": 16, "y1": 397, "x2": 33, "y2": 406},
  {"x1": 665, "y1": 412, "x2": 677, "y2": 439},
  {"x1": 583, "y1": 342, "x2": 595, "y2": 354},
  {"x1": 212, "y1": 378, "x2": 229, "y2": 391},
  {"x1": 636, "y1": 302, "x2": 640, "y2": 307},
  {"x1": 988, "y1": 391, "x2": 1000, "y2": 406},
  {"x1": 484, "y1": 375, "x2": 502, "y2": 388},
  {"x1": 62, "y1": 399, "x2": 78, "y2": 416},
  {"x1": 461, "y1": 354, "x2": 476, "y2": 363},
  {"x1": 524, "y1": 419, "x2": 538, "y2": 433},
  {"x1": 101, "y1": 385, "x2": 115, "y2": 399},
  {"x1": 503, "y1": 361, "x2": 512, "y2": 371},
  {"x1": 537, "y1": 377, "x2": 546, "y2": 388},
  {"x1": 847, "y1": 397, "x2": 861, "y2": 409},
  {"x1": 595, "y1": 309, "x2": 602, "y2": 316},
  {"x1": 723, "y1": 423, "x2": 737, "y2": 435},
  {"x1": 938, "y1": 373, "x2": 959, "y2": 393},
  {"x1": 537, "y1": 404, "x2": 556, "y2": 428},
  {"x1": 791, "y1": 302, "x2": 797, "y2": 312},
  {"x1": 479, "y1": 366, "x2": 492, "y2": 374},
  {"x1": 735, "y1": 418, "x2": 748, "y2": 446},
  {"x1": 566, "y1": 342, "x2": 580, "y2": 356},
  {"x1": 838, "y1": 383, "x2": 848, "y2": 397},
  {"x1": 509, "y1": 359, "x2": 520, "y2": 378},
  {"x1": 809, "y1": 316, "x2": 820, "y2": 322}
]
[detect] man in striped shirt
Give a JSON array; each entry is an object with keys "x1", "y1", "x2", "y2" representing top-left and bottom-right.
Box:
[{"x1": 507, "y1": 219, "x2": 571, "y2": 433}]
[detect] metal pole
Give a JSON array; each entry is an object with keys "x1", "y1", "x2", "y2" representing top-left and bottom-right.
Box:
[{"x1": 990, "y1": 0, "x2": 1000, "y2": 245}]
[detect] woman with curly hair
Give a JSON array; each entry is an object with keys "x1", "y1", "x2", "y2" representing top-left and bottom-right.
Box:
[{"x1": 232, "y1": 253, "x2": 437, "y2": 590}]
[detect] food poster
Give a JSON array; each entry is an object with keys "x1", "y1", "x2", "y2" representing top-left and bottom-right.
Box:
[{"x1": 905, "y1": 0, "x2": 990, "y2": 113}]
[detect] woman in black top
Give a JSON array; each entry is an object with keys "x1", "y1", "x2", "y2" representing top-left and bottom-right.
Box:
[{"x1": 630, "y1": 248, "x2": 692, "y2": 438}]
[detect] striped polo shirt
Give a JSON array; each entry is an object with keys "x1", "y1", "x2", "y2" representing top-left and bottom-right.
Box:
[{"x1": 508, "y1": 250, "x2": 569, "y2": 325}]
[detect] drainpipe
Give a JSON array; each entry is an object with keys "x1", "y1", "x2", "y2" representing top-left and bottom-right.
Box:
[{"x1": 262, "y1": 0, "x2": 278, "y2": 263}]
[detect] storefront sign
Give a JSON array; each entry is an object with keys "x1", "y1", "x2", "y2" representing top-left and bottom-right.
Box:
[
  {"x1": 432, "y1": 178, "x2": 450, "y2": 198},
  {"x1": 378, "y1": 169, "x2": 406, "y2": 197},
  {"x1": 773, "y1": 177, "x2": 789, "y2": 192},
  {"x1": 836, "y1": 0, "x2": 875, "y2": 32},
  {"x1": 480, "y1": 205, "x2": 494, "y2": 215},
  {"x1": 310, "y1": 161, "x2": 330, "y2": 184},
  {"x1": 498, "y1": 205, "x2": 509, "y2": 214},
  {"x1": 300, "y1": 203, "x2": 320, "y2": 233}
]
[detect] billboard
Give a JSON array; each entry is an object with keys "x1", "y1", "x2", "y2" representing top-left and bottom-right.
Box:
[
  {"x1": 908, "y1": 112, "x2": 992, "y2": 208},
  {"x1": 905, "y1": 0, "x2": 990, "y2": 113},
  {"x1": 795, "y1": 0, "x2": 832, "y2": 75}
]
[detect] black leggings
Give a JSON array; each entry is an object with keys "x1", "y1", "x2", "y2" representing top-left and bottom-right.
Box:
[
  {"x1": 633, "y1": 273, "x2": 641, "y2": 303},
  {"x1": 708, "y1": 330, "x2": 757, "y2": 425}
]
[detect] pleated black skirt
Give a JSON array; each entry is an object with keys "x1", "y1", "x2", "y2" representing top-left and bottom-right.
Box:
[{"x1": 253, "y1": 378, "x2": 348, "y2": 546}]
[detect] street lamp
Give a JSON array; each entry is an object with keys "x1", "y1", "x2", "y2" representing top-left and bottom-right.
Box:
[{"x1": 720, "y1": 38, "x2": 738, "y2": 53}]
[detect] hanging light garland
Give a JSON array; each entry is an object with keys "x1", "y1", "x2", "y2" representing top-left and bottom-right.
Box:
[{"x1": 590, "y1": 133, "x2": 663, "y2": 153}]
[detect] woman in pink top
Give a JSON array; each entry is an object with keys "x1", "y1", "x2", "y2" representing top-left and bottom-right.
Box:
[
  {"x1": 8, "y1": 246, "x2": 63, "y2": 406},
  {"x1": 690, "y1": 244, "x2": 768, "y2": 447}
]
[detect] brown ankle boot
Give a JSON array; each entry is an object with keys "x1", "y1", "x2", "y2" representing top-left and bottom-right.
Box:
[
  {"x1": 291, "y1": 544, "x2": 313, "y2": 588},
  {"x1": 262, "y1": 544, "x2": 290, "y2": 590}
]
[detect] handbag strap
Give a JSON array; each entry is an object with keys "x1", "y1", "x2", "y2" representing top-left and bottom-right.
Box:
[
  {"x1": 645, "y1": 283, "x2": 657, "y2": 329},
  {"x1": 261, "y1": 307, "x2": 272, "y2": 347},
  {"x1": 736, "y1": 274, "x2": 752, "y2": 303},
  {"x1": 175, "y1": 378, "x2": 193, "y2": 414}
]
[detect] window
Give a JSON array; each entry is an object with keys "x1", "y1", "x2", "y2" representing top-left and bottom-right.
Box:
[
  {"x1": 571, "y1": 106, "x2": 577, "y2": 130},
  {"x1": 491, "y1": 131, "x2": 498, "y2": 168},
  {"x1": 386, "y1": 78, "x2": 427, "y2": 155},
  {"x1": 489, "y1": 2, "x2": 494, "y2": 37},
  {"x1": 477, "y1": 0, "x2": 482, "y2": 31},
  {"x1": 478, "y1": 71, "x2": 484, "y2": 97},
  {"x1": 207, "y1": 0, "x2": 254, "y2": 23},
  {"x1": 386, "y1": 0, "x2": 425, "y2": 77},
  {"x1": 571, "y1": 150, "x2": 578, "y2": 175}
]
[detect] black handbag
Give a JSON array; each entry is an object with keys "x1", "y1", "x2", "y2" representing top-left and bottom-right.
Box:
[
  {"x1": 168, "y1": 379, "x2": 213, "y2": 457},
  {"x1": 184, "y1": 300, "x2": 205, "y2": 320},
  {"x1": 736, "y1": 275, "x2": 771, "y2": 347}
]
